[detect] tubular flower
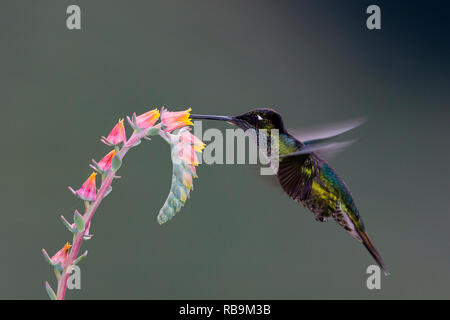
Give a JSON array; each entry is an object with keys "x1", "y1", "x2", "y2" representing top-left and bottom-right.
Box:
[
  {"x1": 186, "y1": 164, "x2": 197, "y2": 176},
  {"x1": 70, "y1": 172, "x2": 97, "y2": 202},
  {"x1": 161, "y1": 107, "x2": 193, "y2": 132},
  {"x1": 103, "y1": 119, "x2": 126, "y2": 145},
  {"x1": 179, "y1": 131, "x2": 206, "y2": 152},
  {"x1": 135, "y1": 109, "x2": 160, "y2": 129},
  {"x1": 51, "y1": 242, "x2": 72, "y2": 269},
  {"x1": 177, "y1": 143, "x2": 199, "y2": 166},
  {"x1": 182, "y1": 171, "x2": 193, "y2": 190},
  {"x1": 97, "y1": 150, "x2": 117, "y2": 171}
]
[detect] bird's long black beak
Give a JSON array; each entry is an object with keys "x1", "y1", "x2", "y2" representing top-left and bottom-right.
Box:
[{"x1": 190, "y1": 114, "x2": 236, "y2": 125}]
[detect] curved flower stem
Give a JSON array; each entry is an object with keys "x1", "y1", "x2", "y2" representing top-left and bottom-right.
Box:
[{"x1": 55, "y1": 125, "x2": 158, "y2": 300}]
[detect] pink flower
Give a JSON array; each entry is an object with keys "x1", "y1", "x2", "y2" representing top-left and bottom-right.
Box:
[
  {"x1": 161, "y1": 107, "x2": 193, "y2": 132},
  {"x1": 177, "y1": 144, "x2": 199, "y2": 166},
  {"x1": 182, "y1": 171, "x2": 193, "y2": 190},
  {"x1": 187, "y1": 164, "x2": 197, "y2": 176},
  {"x1": 171, "y1": 129, "x2": 204, "y2": 167},
  {"x1": 103, "y1": 119, "x2": 126, "y2": 145},
  {"x1": 97, "y1": 150, "x2": 117, "y2": 171},
  {"x1": 51, "y1": 242, "x2": 72, "y2": 269},
  {"x1": 70, "y1": 172, "x2": 97, "y2": 202},
  {"x1": 179, "y1": 131, "x2": 205, "y2": 152},
  {"x1": 136, "y1": 109, "x2": 160, "y2": 129}
]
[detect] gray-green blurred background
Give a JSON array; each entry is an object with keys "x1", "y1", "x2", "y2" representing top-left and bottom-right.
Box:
[{"x1": 1, "y1": 0, "x2": 449, "y2": 299}]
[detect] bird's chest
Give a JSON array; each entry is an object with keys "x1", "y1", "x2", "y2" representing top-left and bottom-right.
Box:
[{"x1": 300, "y1": 172, "x2": 339, "y2": 220}]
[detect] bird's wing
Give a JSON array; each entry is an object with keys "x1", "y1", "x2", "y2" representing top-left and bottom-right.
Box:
[
  {"x1": 276, "y1": 155, "x2": 314, "y2": 201},
  {"x1": 281, "y1": 140, "x2": 356, "y2": 159},
  {"x1": 285, "y1": 117, "x2": 365, "y2": 159},
  {"x1": 289, "y1": 117, "x2": 366, "y2": 145}
]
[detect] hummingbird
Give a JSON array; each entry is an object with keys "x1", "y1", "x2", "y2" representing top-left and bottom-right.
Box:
[{"x1": 191, "y1": 108, "x2": 389, "y2": 275}]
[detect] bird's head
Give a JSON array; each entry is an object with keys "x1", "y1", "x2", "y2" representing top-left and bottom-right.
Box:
[{"x1": 191, "y1": 108, "x2": 287, "y2": 133}]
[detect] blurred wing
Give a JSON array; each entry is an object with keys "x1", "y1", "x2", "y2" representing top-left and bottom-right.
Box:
[
  {"x1": 287, "y1": 117, "x2": 365, "y2": 159},
  {"x1": 289, "y1": 117, "x2": 366, "y2": 145},
  {"x1": 281, "y1": 140, "x2": 356, "y2": 159}
]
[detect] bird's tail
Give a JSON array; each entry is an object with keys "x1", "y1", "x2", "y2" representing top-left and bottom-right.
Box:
[{"x1": 357, "y1": 230, "x2": 390, "y2": 276}]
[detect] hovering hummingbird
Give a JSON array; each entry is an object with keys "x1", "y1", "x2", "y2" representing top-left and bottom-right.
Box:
[{"x1": 191, "y1": 108, "x2": 389, "y2": 275}]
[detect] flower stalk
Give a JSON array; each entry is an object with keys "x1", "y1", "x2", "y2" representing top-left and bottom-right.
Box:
[{"x1": 43, "y1": 107, "x2": 203, "y2": 300}]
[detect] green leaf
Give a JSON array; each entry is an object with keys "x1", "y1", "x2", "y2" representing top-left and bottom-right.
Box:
[
  {"x1": 45, "y1": 282, "x2": 57, "y2": 300},
  {"x1": 104, "y1": 185, "x2": 113, "y2": 198},
  {"x1": 42, "y1": 249, "x2": 53, "y2": 266},
  {"x1": 73, "y1": 250, "x2": 88, "y2": 265},
  {"x1": 54, "y1": 268, "x2": 61, "y2": 281},
  {"x1": 111, "y1": 154, "x2": 122, "y2": 171},
  {"x1": 146, "y1": 126, "x2": 160, "y2": 136},
  {"x1": 54, "y1": 262, "x2": 64, "y2": 272},
  {"x1": 73, "y1": 211, "x2": 85, "y2": 233},
  {"x1": 61, "y1": 215, "x2": 76, "y2": 233}
]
